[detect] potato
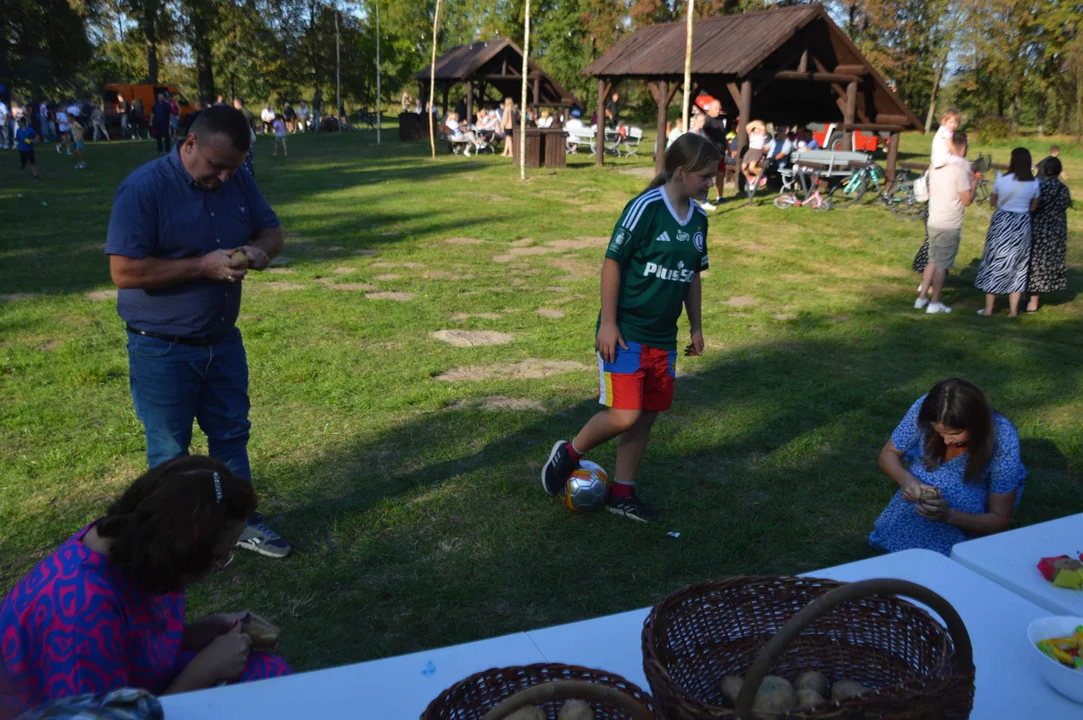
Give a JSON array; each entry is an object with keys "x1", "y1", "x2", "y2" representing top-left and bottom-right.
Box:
[
  {"x1": 1052, "y1": 558, "x2": 1083, "y2": 573},
  {"x1": 506, "y1": 708, "x2": 546, "y2": 720},
  {"x1": 795, "y1": 688, "x2": 825, "y2": 709},
  {"x1": 751, "y1": 676, "x2": 796, "y2": 716},
  {"x1": 831, "y1": 679, "x2": 871, "y2": 701},
  {"x1": 240, "y1": 613, "x2": 280, "y2": 651},
  {"x1": 557, "y1": 699, "x2": 594, "y2": 720},
  {"x1": 919, "y1": 486, "x2": 940, "y2": 502},
  {"x1": 794, "y1": 671, "x2": 828, "y2": 697},
  {"x1": 720, "y1": 675, "x2": 744, "y2": 707}
]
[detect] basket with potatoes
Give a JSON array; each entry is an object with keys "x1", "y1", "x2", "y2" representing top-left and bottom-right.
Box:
[
  {"x1": 642, "y1": 577, "x2": 975, "y2": 719},
  {"x1": 420, "y1": 662, "x2": 660, "y2": 720}
]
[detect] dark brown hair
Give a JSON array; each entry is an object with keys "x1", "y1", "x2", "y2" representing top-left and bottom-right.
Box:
[
  {"x1": 1007, "y1": 147, "x2": 1034, "y2": 181},
  {"x1": 951, "y1": 130, "x2": 967, "y2": 149},
  {"x1": 646, "y1": 132, "x2": 722, "y2": 191},
  {"x1": 96, "y1": 456, "x2": 257, "y2": 594},
  {"x1": 918, "y1": 379, "x2": 997, "y2": 484},
  {"x1": 1044, "y1": 156, "x2": 1062, "y2": 178}
]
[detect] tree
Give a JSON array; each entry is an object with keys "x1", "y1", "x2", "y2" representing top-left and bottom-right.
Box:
[{"x1": 4, "y1": 0, "x2": 94, "y2": 97}]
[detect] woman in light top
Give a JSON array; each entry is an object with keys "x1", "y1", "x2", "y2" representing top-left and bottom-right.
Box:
[
  {"x1": 974, "y1": 147, "x2": 1041, "y2": 316},
  {"x1": 870, "y1": 379, "x2": 1025, "y2": 556}
]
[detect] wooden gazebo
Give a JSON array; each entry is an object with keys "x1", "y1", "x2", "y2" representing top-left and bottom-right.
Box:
[
  {"x1": 416, "y1": 39, "x2": 579, "y2": 121},
  {"x1": 583, "y1": 3, "x2": 923, "y2": 178}
]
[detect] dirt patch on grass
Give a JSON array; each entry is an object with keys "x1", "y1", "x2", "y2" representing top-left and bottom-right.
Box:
[
  {"x1": 535, "y1": 308, "x2": 565, "y2": 319},
  {"x1": 380, "y1": 231, "x2": 399, "y2": 236},
  {"x1": 327, "y1": 283, "x2": 378, "y2": 291},
  {"x1": 328, "y1": 245, "x2": 346, "y2": 251},
  {"x1": 431, "y1": 330, "x2": 515, "y2": 347},
  {"x1": 493, "y1": 246, "x2": 559, "y2": 263},
  {"x1": 449, "y1": 313, "x2": 502, "y2": 321},
  {"x1": 38, "y1": 340, "x2": 62, "y2": 352},
  {"x1": 725, "y1": 296, "x2": 758, "y2": 307},
  {"x1": 269, "y1": 256, "x2": 292, "y2": 267},
  {"x1": 267, "y1": 268, "x2": 296, "y2": 274},
  {"x1": 435, "y1": 358, "x2": 589, "y2": 382},
  {"x1": 424, "y1": 270, "x2": 470, "y2": 280},
  {"x1": 548, "y1": 238, "x2": 598, "y2": 251},
  {"x1": 1, "y1": 294, "x2": 37, "y2": 302},
  {"x1": 549, "y1": 257, "x2": 595, "y2": 278},
  {"x1": 773, "y1": 313, "x2": 797, "y2": 320},
  {"x1": 445, "y1": 237, "x2": 485, "y2": 245},
  {"x1": 482, "y1": 396, "x2": 544, "y2": 410},
  {"x1": 510, "y1": 238, "x2": 535, "y2": 247},
  {"x1": 261, "y1": 282, "x2": 306, "y2": 291},
  {"x1": 353, "y1": 249, "x2": 379, "y2": 256},
  {"x1": 332, "y1": 267, "x2": 355, "y2": 275},
  {"x1": 375, "y1": 274, "x2": 401, "y2": 281},
  {"x1": 85, "y1": 290, "x2": 118, "y2": 301},
  {"x1": 366, "y1": 292, "x2": 415, "y2": 301},
  {"x1": 546, "y1": 286, "x2": 569, "y2": 293}
]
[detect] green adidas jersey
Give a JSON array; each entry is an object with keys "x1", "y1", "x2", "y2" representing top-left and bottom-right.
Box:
[{"x1": 601, "y1": 187, "x2": 709, "y2": 350}]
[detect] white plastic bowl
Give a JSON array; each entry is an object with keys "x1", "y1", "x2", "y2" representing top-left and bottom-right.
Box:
[{"x1": 1028, "y1": 616, "x2": 1083, "y2": 703}]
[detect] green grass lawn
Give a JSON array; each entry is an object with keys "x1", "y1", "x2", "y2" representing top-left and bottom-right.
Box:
[{"x1": 1, "y1": 126, "x2": 1081, "y2": 674}]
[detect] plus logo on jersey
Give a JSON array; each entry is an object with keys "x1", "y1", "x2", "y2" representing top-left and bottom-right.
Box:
[{"x1": 643, "y1": 259, "x2": 695, "y2": 283}]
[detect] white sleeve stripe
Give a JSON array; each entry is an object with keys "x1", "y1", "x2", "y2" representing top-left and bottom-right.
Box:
[
  {"x1": 620, "y1": 191, "x2": 655, "y2": 231},
  {"x1": 624, "y1": 189, "x2": 662, "y2": 231}
]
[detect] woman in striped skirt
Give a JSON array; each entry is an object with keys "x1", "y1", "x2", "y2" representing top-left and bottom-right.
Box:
[{"x1": 974, "y1": 148, "x2": 1041, "y2": 317}]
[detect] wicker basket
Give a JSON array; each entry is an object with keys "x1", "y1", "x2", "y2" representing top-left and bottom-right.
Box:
[
  {"x1": 421, "y1": 663, "x2": 660, "y2": 720},
  {"x1": 642, "y1": 577, "x2": 975, "y2": 719}
]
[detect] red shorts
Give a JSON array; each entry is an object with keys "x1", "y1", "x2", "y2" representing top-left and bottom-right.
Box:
[{"x1": 597, "y1": 341, "x2": 676, "y2": 412}]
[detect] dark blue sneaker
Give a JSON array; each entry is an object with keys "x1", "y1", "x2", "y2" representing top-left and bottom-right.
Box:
[
  {"x1": 606, "y1": 493, "x2": 661, "y2": 522},
  {"x1": 542, "y1": 440, "x2": 576, "y2": 496},
  {"x1": 236, "y1": 518, "x2": 291, "y2": 558}
]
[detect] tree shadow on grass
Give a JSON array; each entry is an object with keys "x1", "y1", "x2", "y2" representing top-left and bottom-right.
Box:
[{"x1": 219, "y1": 293, "x2": 1083, "y2": 670}]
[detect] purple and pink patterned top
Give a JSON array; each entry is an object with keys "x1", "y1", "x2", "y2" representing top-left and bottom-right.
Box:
[{"x1": 1, "y1": 523, "x2": 289, "y2": 717}]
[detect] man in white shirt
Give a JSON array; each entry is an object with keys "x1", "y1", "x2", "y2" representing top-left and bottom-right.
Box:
[
  {"x1": 56, "y1": 108, "x2": 72, "y2": 154},
  {"x1": 295, "y1": 101, "x2": 309, "y2": 132},
  {"x1": 0, "y1": 100, "x2": 9, "y2": 149},
  {"x1": 918, "y1": 130, "x2": 974, "y2": 315}
]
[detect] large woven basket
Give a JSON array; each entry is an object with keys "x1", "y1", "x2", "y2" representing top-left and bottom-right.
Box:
[
  {"x1": 421, "y1": 663, "x2": 660, "y2": 720},
  {"x1": 642, "y1": 577, "x2": 975, "y2": 719}
]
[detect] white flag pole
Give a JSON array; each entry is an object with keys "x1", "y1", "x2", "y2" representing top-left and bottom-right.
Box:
[
  {"x1": 520, "y1": 0, "x2": 531, "y2": 180},
  {"x1": 682, "y1": 0, "x2": 694, "y2": 130},
  {"x1": 376, "y1": 0, "x2": 381, "y2": 144},
  {"x1": 429, "y1": 0, "x2": 443, "y2": 158}
]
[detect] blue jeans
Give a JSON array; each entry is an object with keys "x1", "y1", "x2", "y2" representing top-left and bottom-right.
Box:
[{"x1": 127, "y1": 327, "x2": 252, "y2": 482}]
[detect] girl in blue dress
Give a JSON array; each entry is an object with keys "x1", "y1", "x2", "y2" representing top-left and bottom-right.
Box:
[{"x1": 870, "y1": 378, "x2": 1026, "y2": 556}]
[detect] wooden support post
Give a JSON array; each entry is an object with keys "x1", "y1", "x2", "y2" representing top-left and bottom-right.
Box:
[
  {"x1": 533, "y1": 76, "x2": 540, "y2": 108},
  {"x1": 737, "y1": 79, "x2": 751, "y2": 154},
  {"x1": 654, "y1": 79, "x2": 669, "y2": 175},
  {"x1": 797, "y1": 33, "x2": 808, "y2": 72},
  {"x1": 441, "y1": 82, "x2": 449, "y2": 117},
  {"x1": 886, "y1": 132, "x2": 900, "y2": 182},
  {"x1": 596, "y1": 77, "x2": 607, "y2": 167},
  {"x1": 842, "y1": 80, "x2": 857, "y2": 151},
  {"x1": 465, "y1": 80, "x2": 474, "y2": 122}
]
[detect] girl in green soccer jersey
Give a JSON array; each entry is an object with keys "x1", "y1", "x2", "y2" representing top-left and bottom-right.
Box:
[{"x1": 541, "y1": 134, "x2": 721, "y2": 521}]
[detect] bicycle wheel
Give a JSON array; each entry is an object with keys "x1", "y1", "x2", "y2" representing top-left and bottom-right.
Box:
[
  {"x1": 885, "y1": 178, "x2": 925, "y2": 220},
  {"x1": 773, "y1": 194, "x2": 797, "y2": 209},
  {"x1": 835, "y1": 172, "x2": 869, "y2": 208}
]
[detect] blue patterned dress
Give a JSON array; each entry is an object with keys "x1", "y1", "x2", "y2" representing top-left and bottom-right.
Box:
[
  {"x1": 869, "y1": 396, "x2": 1026, "y2": 556},
  {"x1": 0, "y1": 524, "x2": 290, "y2": 717}
]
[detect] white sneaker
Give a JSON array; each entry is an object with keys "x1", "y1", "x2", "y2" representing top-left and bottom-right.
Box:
[
  {"x1": 926, "y1": 302, "x2": 952, "y2": 314},
  {"x1": 701, "y1": 201, "x2": 718, "y2": 211},
  {"x1": 55, "y1": 145, "x2": 61, "y2": 154},
  {"x1": 914, "y1": 297, "x2": 929, "y2": 310}
]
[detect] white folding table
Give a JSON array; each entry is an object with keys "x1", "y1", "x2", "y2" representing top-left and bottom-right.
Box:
[
  {"x1": 951, "y1": 513, "x2": 1083, "y2": 616},
  {"x1": 525, "y1": 549, "x2": 1080, "y2": 716},
  {"x1": 158, "y1": 630, "x2": 545, "y2": 719}
]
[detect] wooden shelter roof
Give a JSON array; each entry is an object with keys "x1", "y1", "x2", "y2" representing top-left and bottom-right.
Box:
[
  {"x1": 416, "y1": 39, "x2": 578, "y2": 107},
  {"x1": 583, "y1": 3, "x2": 921, "y2": 130}
]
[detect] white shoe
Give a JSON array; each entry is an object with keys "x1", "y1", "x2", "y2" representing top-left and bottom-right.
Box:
[
  {"x1": 55, "y1": 145, "x2": 61, "y2": 154},
  {"x1": 917, "y1": 283, "x2": 924, "y2": 293},
  {"x1": 926, "y1": 302, "x2": 952, "y2": 314},
  {"x1": 914, "y1": 297, "x2": 929, "y2": 310},
  {"x1": 701, "y1": 201, "x2": 718, "y2": 211}
]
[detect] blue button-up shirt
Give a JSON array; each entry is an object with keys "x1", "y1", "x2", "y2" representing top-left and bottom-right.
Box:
[{"x1": 105, "y1": 147, "x2": 279, "y2": 337}]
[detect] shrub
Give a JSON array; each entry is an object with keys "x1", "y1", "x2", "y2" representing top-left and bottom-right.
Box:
[{"x1": 973, "y1": 115, "x2": 1012, "y2": 144}]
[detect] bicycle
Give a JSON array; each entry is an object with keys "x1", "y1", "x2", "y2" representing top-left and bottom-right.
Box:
[
  {"x1": 834, "y1": 162, "x2": 890, "y2": 208},
  {"x1": 881, "y1": 171, "x2": 925, "y2": 220},
  {"x1": 971, "y1": 153, "x2": 992, "y2": 203},
  {"x1": 773, "y1": 169, "x2": 831, "y2": 210}
]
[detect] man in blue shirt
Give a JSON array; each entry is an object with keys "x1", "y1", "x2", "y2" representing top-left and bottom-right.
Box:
[
  {"x1": 151, "y1": 93, "x2": 172, "y2": 153},
  {"x1": 106, "y1": 105, "x2": 290, "y2": 558},
  {"x1": 766, "y1": 127, "x2": 793, "y2": 175}
]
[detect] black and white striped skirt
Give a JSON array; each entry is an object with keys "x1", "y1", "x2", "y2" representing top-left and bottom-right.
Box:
[{"x1": 975, "y1": 210, "x2": 1032, "y2": 294}]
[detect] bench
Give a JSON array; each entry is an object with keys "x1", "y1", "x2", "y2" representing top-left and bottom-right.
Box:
[
  {"x1": 777, "y1": 149, "x2": 871, "y2": 197},
  {"x1": 565, "y1": 127, "x2": 597, "y2": 155}
]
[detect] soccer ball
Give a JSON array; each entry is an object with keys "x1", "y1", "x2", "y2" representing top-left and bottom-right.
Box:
[{"x1": 562, "y1": 460, "x2": 611, "y2": 513}]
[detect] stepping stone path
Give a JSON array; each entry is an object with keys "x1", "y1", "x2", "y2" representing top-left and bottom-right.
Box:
[
  {"x1": 328, "y1": 246, "x2": 346, "y2": 251},
  {"x1": 328, "y1": 283, "x2": 377, "y2": 291},
  {"x1": 535, "y1": 308, "x2": 564, "y2": 319},
  {"x1": 725, "y1": 296, "x2": 758, "y2": 307},
  {"x1": 445, "y1": 237, "x2": 485, "y2": 245},
  {"x1": 1, "y1": 294, "x2": 37, "y2": 301},
  {"x1": 268, "y1": 268, "x2": 295, "y2": 274},
  {"x1": 85, "y1": 290, "x2": 118, "y2": 301},
  {"x1": 375, "y1": 274, "x2": 401, "y2": 281},
  {"x1": 332, "y1": 267, "x2": 355, "y2": 274},
  {"x1": 353, "y1": 249, "x2": 379, "y2": 256},
  {"x1": 262, "y1": 282, "x2": 305, "y2": 291},
  {"x1": 449, "y1": 313, "x2": 502, "y2": 321},
  {"x1": 430, "y1": 330, "x2": 514, "y2": 347}
]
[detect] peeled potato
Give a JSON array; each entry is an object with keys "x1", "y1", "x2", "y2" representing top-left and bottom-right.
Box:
[
  {"x1": 795, "y1": 688, "x2": 825, "y2": 709},
  {"x1": 831, "y1": 679, "x2": 871, "y2": 701},
  {"x1": 720, "y1": 675, "x2": 744, "y2": 707},
  {"x1": 557, "y1": 699, "x2": 594, "y2": 720},
  {"x1": 240, "y1": 613, "x2": 280, "y2": 651},
  {"x1": 794, "y1": 671, "x2": 828, "y2": 697},
  {"x1": 752, "y1": 676, "x2": 796, "y2": 716},
  {"x1": 506, "y1": 708, "x2": 546, "y2": 720},
  {"x1": 919, "y1": 486, "x2": 940, "y2": 502}
]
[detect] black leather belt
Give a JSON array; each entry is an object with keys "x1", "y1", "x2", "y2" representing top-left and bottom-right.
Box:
[{"x1": 126, "y1": 325, "x2": 231, "y2": 347}]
